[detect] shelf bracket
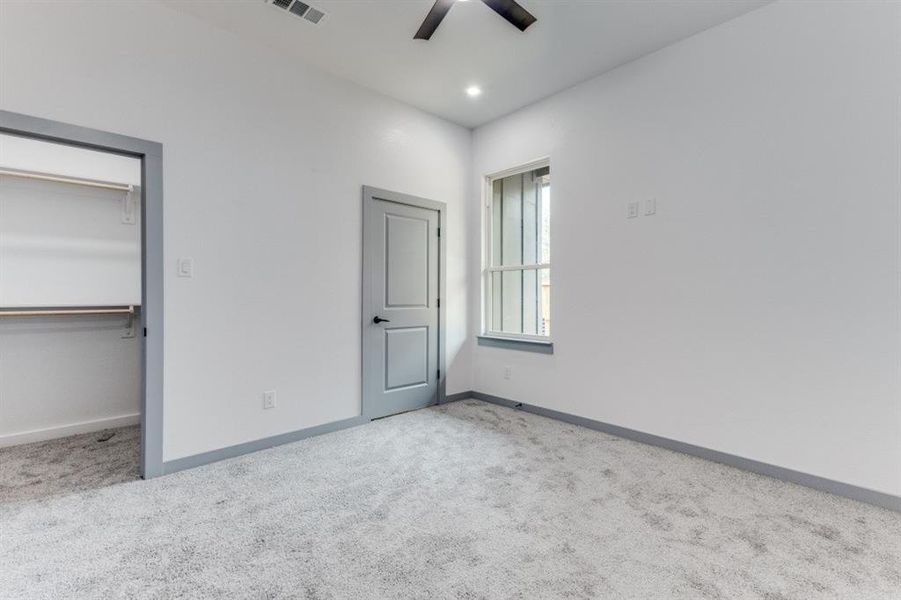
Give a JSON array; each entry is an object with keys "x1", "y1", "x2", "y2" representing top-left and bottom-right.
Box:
[
  {"x1": 122, "y1": 305, "x2": 136, "y2": 338},
  {"x1": 121, "y1": 185, "x2": 136, "y2": 225}
]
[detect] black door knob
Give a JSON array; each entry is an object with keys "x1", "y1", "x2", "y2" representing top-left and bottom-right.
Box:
[{"x1": 373, "y1": 316, "x2": 390, "y2": 324}]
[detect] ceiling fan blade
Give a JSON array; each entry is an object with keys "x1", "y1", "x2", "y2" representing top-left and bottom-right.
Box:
[
  {"x1": 414, "y1": 0, "x2": 456, "y2": 40},
  {"x1": 481, "y1": 0, "x2": 537, "y2": 32}
]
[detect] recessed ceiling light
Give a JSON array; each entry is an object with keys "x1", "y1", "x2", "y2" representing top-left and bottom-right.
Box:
[{"x1": 466, "y1": 85, "x2": 482, "y2": 98}]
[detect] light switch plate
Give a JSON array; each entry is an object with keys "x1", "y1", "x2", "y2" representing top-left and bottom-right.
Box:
[
  {"x1": 645, "y1": 198, "x2": 657, "y2": 216},
  {"x1": 177, "y1": 258, "x2": 194, "y2": 278},
  {"x1": 627, "y1": 202, "x2": 640, "y2": 219}
]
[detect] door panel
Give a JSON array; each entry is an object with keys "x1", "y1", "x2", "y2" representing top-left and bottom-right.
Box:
[
  {"x1": 385, "y1": 327, "x2": 429, "y2": 390},
  {"x1": 363, "y1": 189, "x2": 441, "y2": 419},
  {"x1": 385, "y1": 213, "x2": 429, "y2": 308}
]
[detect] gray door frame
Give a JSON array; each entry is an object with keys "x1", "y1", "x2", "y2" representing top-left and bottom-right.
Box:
[
  {"x1": 0, "y1": 110, "x2": 165, "y2": 479},
  {"x1": 361, "y1": 186, "x2": 446, "y2": 419}
]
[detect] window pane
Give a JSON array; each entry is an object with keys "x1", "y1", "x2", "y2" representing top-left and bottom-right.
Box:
[
  {"x1": 490, "y1": 271, "x2": 502, "y2": 332},
  {"x1": 522, "y1": 174, "x2": 538, "y2": 265},
  {"x1": 541, "y1": 182, "x2": 550, "y2": 264},
  {"x1": 539, "y1": 267, "x2": 551, "y2": 337},
  {"x1": 490, "y1": 268, "x2": 550, "y2": 337},
  {"x1": 522, "y1": 269, "x2": 538, "y2": 335},
  {"x1": 491, "y1": 167, "x2": 549, "y2": 267},
  {"x1": 491, "y1": 179, "x2": 502, "y2": 267},
  {"x1": 501, "y1": 269, "x2": 522, "y2": 333},
  {"x1": 500, "y1": 173, "x2": 521, "y2": 267}
]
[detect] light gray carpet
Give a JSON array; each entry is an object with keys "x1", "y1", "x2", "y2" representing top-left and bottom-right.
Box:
[
  {"x1": 0, "y1": 425, "x2": 139, "y2": 504},
  {"x1": 1, "y1": 400, "x2": 899, "y2": 599}
]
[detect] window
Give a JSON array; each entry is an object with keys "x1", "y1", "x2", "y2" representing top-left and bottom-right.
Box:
[{"x1": 485, "y1": 163, "x2": 551, "y2": 340}]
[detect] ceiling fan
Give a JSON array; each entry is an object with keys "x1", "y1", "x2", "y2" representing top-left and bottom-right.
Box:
[{"x1": 414, "y1": 0, "x2": 537, "y2": 40}]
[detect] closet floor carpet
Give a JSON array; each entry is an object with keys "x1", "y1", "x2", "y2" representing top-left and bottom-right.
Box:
[
  {"x1": 0, "y1": 425, "x2": 139, "y2": 504},
  {"x1": 1, "y1": 400, "x2": 899, "y2": 599}
]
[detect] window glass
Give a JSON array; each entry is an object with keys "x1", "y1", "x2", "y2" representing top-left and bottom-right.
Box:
[{"x1": 487, "y1": 165, "x2": 550, "y2": 338}]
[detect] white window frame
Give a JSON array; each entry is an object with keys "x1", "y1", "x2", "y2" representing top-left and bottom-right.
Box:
[{"x1": 483, "y1": 158, "x2": 551, "y2": 342}]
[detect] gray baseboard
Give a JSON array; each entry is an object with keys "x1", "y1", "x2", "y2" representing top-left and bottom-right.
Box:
[
  {"x1": 159, "y1": 390, "x2": 900, "y2": 512},
  {"x1": 442, "y1": 391, "x2": 473, "y2": 404},
  {"x1": 163, "y1": 392, "x2": 469, "y2": 475},
  {"x1": 162, "y1": 415, "x2": 370, "y2": 475},
  {"x1": 465, "y1": 391, "x2": 901, "y2": 512}
]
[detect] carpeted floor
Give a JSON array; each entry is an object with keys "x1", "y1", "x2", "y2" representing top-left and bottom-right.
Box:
[
  {"x1": 1, "y1": 399, "x2": 899, "y2": 599},
  {"x1": 0, "y1": 425, "x2": 140, "y2": 504}
]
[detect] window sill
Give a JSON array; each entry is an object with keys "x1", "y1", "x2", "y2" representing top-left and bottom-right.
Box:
[{"x1": 477, "y1": 335, "x2": 554, "y2": 354}]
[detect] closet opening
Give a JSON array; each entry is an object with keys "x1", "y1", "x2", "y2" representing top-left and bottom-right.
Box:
[{"x1": 0, "y1": 112, "x2": 164, "y2": 497}]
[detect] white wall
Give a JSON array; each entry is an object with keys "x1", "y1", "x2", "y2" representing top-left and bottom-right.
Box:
[
  {"x1": 0, "y1": 0, "x2": 472, "y2": 461},
  {"x1": 0, "y1": 317, "x2": 142, "y2": 447},
  {"x1": 1, "y1": 134, "x2": 143, "y2": 307},
  {"x1": 0, "y1": 136, "x2": 143, "y2": 446},
  {"x1": 471, "y1": 1, "x2": 901, "y2": 496}
]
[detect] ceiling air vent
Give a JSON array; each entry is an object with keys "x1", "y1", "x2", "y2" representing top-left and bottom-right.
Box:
[
  {"x1": 264, "y1": 0, "x2": 326, "y2": 25},
  {"x1": 303, "y1": 7, "x2": 325, "y2": 24},
  {"x1": 288, "y1": 1, "x2": 309, "y2": 17}
]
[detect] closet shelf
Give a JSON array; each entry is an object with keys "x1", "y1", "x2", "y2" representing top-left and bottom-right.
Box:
[
  {"x1": 0, "y1": 305, "x2": 137, "y2": 317},
  {"x1": 0, "y1": 167, "x2": 133, "y2": 192}
]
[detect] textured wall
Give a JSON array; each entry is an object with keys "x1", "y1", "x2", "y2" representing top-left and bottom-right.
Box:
[
  {"x1": 471, "y1": 1, "x2": 901, "y2": 495},
  {"x1": 0, "y1": 0, "x2": 473, "y2": 460}
]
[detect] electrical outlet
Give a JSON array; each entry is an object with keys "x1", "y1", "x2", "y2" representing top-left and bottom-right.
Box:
[
  {"x1": 504, "y1": 366, "x2": 512, "y2": 380},
  {"x1": 262, "y1": 390, "x2": 277, "y2": 410},
  {"x1": 627, "y1": 202, "x2": 640, "y2": 219}
]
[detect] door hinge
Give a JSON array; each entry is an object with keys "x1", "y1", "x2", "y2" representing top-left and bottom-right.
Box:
[
  {"x1": 437, "y1": 369, "x2": 441, "y2": 379},
  {"x1": 437, "y1": 298, "x2": 440, "y2": 308},
  {"x1": 437, "y1": 227, "x2": 441, "y2": 237}
]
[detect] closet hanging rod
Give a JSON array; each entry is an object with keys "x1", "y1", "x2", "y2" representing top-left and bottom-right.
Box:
[
  {"x1": 0, "y1": 167, "x2": 133, "y2": 192},
  {"x1": 0, "y1": 305, "x2": 136, "y2": 318}
]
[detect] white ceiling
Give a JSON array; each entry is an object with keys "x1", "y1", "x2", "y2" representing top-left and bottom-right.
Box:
[{"x1": 163, "y1": 0, "x2": 770, "y2": 129}]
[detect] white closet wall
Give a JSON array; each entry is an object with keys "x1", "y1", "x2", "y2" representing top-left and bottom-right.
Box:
[
  {"x1": 0, "y1": 135, "x2": 142, "y2": 446},
  {"x1": 1, "y1": 134, "x2": 141, "y2": 306},
  {"x1": 1, "y1": 134, "x2": 140, "y2": 184}
]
